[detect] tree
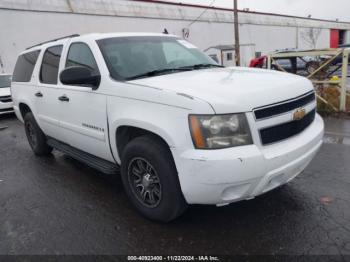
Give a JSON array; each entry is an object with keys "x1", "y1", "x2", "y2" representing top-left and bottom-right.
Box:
[{"x1": 301, "y1": 28, "x2": 322, "y2": 49}]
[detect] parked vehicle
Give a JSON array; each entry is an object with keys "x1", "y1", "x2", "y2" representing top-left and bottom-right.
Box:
[
  {"x1": 249, "y1": 51, "x2": 323, "y2": 75},
  {"x1": 0, "y1": 74, "x2": 13, "y2": 115},
  {"x1": 11, "y1": 33, "x2": 324, "y2": 222},
  {"x1": 250, "y1": 55, "x2": 308, "y2": 71},
  {"x1": 249, "y1": 55, "x2": 267, "y2": 68}
]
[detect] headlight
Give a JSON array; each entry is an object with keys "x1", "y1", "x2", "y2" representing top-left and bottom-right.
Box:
[{"x1": 189, "y1": 114, "x2": 252, "y2": 149}]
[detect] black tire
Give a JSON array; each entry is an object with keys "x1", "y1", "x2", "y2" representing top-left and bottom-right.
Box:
[
  {"x1": 24, "y1": 112, "x2": 53, "y2": 156},
  {"x1": 121, "y1": 135, "x2": 188, "y2": 222}
]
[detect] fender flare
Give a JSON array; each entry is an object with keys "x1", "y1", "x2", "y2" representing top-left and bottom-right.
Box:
[{"x1": 109, "y1": 118, "x2": 176, "y2": 164}]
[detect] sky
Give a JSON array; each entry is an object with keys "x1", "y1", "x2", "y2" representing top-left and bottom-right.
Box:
[{"x1": 160, "y1": 0, "x2": 350, "y2": 22}]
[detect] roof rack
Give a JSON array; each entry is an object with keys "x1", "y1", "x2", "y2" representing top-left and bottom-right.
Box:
[{"x1": 26, "y1": 34, "x2": 80, "y2": 50}]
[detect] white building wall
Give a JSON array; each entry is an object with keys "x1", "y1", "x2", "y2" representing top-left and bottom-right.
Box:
[
  {"x1": 0, "y1": 0, "x2": 349, "y2": 73},
  {"x1": 241, "y1": 24, "x2": 297, "y2": 54}
]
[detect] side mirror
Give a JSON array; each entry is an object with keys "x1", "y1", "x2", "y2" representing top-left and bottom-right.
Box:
[{"x1": 60, "y1": 66, "x2": 101, "y2": 90}]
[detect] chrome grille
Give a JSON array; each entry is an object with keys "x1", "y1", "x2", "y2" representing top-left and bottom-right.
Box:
[
  {"x1": 254, "y1": 91, "x2": 317, "y2": 145},
  {"x1": 254, "y1": 91, "x2": 315, "y2": 120},
  {"x1": 260, "y1": 109, "x2": 316, "y2": 145}
]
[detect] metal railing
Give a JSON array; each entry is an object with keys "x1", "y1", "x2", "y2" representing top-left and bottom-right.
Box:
[{"x1": 267, "y1": 48, "x2": 350, "y2": 112}]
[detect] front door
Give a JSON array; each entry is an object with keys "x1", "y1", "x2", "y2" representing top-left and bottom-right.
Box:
[{"x1": 57, "y1": 42, "x2": 113, "y2": 162}]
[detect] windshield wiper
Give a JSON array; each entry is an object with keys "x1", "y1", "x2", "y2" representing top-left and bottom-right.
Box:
[
  {"x1": 126, "y1": 64, "x2": 224, "y2": 80},
  {"x1": 178, "y1": 63, "x2": 224, "y2": 70},
  {"x1": 126, "y1": 68, "x2": 192, "y2": 80}
]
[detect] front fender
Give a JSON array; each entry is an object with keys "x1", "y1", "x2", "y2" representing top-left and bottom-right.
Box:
[
  {"x1": 110, "y1": 118, "x2": 176, "y2": 164},
  {"x1": 105, "y1": 89, "x2": 214, "y2": 165}
]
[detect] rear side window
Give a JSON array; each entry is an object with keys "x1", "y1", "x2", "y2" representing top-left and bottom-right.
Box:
[
  {"x1": 12, "y1": 50, "x2": 40, "y2": 82},
  {"x1": 40, "y1": 45, "x2": 63, "y2": 85},
  {"x1": 65, "y1": 43, "x2": 99, "y2": 74}
]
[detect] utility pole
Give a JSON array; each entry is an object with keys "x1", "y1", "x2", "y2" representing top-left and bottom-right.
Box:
[
  {"x1": 295, "y1": 27, "x2": 299, "y2": 49},
  {"x1": 233, "y1": 0, "x2": 240, "y2": 66}
]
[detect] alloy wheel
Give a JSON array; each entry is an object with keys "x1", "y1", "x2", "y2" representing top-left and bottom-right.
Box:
[{"x1": 127, "y1": 157, "x2": 162, "y2": 208}]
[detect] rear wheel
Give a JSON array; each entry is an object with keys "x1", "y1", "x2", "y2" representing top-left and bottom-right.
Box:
[
  {"x1": 121, "y1": 135, "x2": 188, "y2": 222},
  {"x1": 24, "y1": 112, "x2": 52, "y2": 156}
]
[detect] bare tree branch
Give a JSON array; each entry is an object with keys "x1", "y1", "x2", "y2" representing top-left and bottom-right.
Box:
[{"x1": 301, "y1": 28, "x2": 322, "y2": 49}]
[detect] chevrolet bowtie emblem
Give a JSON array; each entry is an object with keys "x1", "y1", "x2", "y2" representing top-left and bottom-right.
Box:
[{"x1": 293, "y1": 107, "x2": 306, "y2": 121}]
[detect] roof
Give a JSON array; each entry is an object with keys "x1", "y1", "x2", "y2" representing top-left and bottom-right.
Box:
[
  {"x1": 207, "y1": 45, "x2": 235, "y2": 51},
  {"x1": 0, "y1": 0, "x2": 350, "y2": 26},
  {"x1": 26, "y1": 34, "x2": 80, "y2": 50},
  {"x1": 1, "y1": 0, "x2": 349, "y2": 28},
  {"x1": 135, "y1": 0, "x2": 350, "y2": 24},
  {"x1": 205, "y1": 44, "x2": 255, "y2": 51},
  {"x1": 25, "y1": 32, "x2": 178, "y2": 51},
  {"x1": 92, "y1": 32, "x2": 178, "y2": 40}
]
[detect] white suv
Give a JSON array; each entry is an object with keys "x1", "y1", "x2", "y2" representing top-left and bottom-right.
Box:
[
  {"x1": 11, "y1": 33, "x2": 324, "y2": 222},
  {"x1": 0, "y1": 74, "x2": 13, "y2": 114}
]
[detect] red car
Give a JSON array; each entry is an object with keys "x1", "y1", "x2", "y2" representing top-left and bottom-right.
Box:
[{"x1": 249, "y1": 55, "x2": 267, "y2": 68}]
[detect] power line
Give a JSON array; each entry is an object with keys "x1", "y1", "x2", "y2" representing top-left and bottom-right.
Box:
[{"x1": 187, "y1": 0, "x2": 216, "y2": 27}]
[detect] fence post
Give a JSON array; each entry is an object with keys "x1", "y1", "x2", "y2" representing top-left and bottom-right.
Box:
[
  {"x1": 340, "y1": 50, "x2": 349, "y2": 111},
  {"x1": 267, "y1": 55, "x2": 271, "y2": 69}
]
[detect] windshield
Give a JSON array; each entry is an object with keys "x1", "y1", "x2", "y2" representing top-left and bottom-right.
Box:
[
  {"x1": 0, "y1": 75, "x2": 11, "y2": 88},
  {"x1": 97, "y1": 36, "x2": 219, "y2": 81}
]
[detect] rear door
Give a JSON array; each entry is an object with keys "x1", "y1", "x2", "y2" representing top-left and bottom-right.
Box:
[
  {"x1": 35, "y1": 45, "x2": 64, "y2": 138},
  {"x1": 56, "y1": 41, "x2": 113, "y2": 162}
]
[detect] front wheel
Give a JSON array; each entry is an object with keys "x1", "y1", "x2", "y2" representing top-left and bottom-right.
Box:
[{"x1": 121, "y1": 135, "x2": 188, "y2": 222}]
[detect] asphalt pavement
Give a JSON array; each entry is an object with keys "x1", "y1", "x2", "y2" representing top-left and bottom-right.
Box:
[{"x1": 0, "y1": 113, "x2": 350, "y2": 256}]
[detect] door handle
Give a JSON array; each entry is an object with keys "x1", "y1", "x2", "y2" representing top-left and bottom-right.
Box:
[
  {"x1": 58, "y1": 95, "x2": 69, "y2": 102},
  {"x1": 35, "y1": 92, "x2": 43, "y2": 97}
]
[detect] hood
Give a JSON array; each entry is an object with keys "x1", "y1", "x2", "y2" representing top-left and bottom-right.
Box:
[
  {"x1": 130, "y1": 67, "x2": 314, "y2": 113},
  {"x1": 0, "y1": 87, "x2": 11, "y2": 97}
]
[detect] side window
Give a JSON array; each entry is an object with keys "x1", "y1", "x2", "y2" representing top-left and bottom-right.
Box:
[
  {"x1": 12, "y1": 50, "x2": 40, "y2": 82},
  {"x1": 65, "y1": 43, "x2": 99, "y2": 74},
  {"x1": 40, "y1": 45, "x2": 63, "y2": 85}
]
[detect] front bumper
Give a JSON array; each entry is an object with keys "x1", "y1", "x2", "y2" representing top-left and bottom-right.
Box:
[
  {"x1": 0, "y1": 101, "x2": 14, "y2": 115},
  {"x1": 172, "y1": 114, "x2": 324, "y2": 205}
]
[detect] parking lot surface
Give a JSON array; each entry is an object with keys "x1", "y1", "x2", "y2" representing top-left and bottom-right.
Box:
[{"x1": 0, "y1": 114, "x2": 350, "y2": 255}]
